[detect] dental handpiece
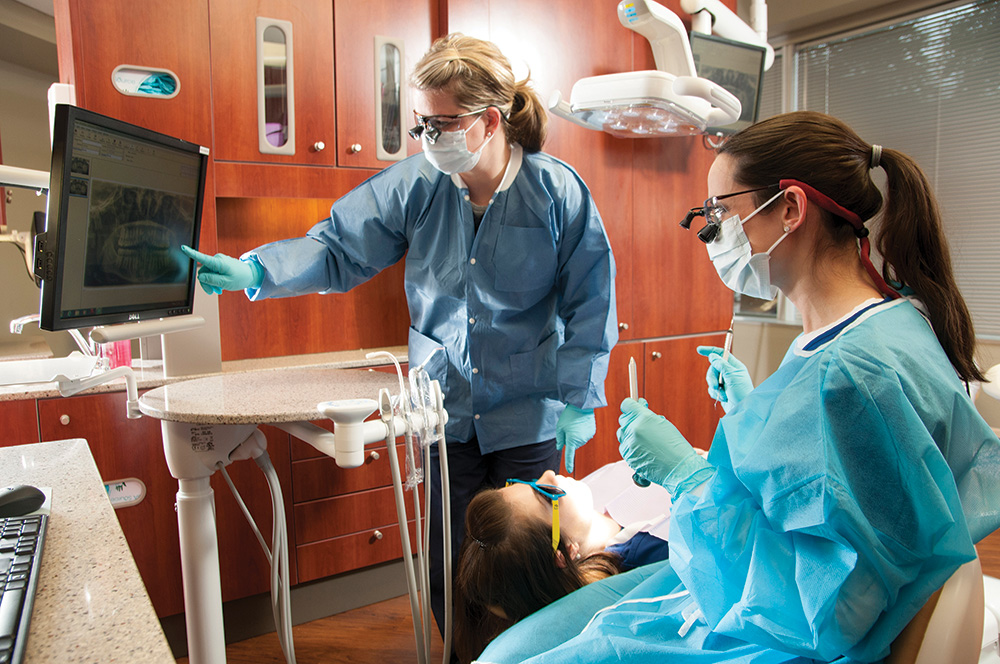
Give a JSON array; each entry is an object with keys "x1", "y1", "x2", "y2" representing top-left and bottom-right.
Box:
[
  {"x1": 718, "y1": 317, "x2": 735, "y2": 390},
  {"x1": 629, "y1": 357, "x2": 651, "y2": 487}
]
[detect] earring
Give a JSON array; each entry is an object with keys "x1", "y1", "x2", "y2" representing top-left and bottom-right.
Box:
[{"x1": 783, "y1": 225, "x2": 790, "y2": 232}]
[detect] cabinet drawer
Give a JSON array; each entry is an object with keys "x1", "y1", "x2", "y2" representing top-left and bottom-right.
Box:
[
  {"x1": 291, "y1": 443, "x2": 409, "y2": 502},
  {"x1": 294, "y1": 485, "x2": 422, "y2": 544},
  {"x1": 296, "y1": 520, "x2": 419, "y2": 582}
]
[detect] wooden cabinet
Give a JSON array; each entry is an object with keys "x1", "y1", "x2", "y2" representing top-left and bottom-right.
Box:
[
  {"x1": 209, "y1": 0, "x2": 337, "y2": 167},
  {"x1": 37, "y1": 392, "x2": 185, "y2": 616},
  {"x1": 36, "y1": 393, "x2": 294, "y2": 617},
  {"x1": 579, "y1": 334, "x2": 725, "y2": 479},
  {"x1": 333, "y1": 0, "x2": 435, "y2": 169},
  {"x1": 213, "y1": 197, "x2": 410, "y2": 361},
  {"x1": 0, "y1": 400, "x2": 39, "y2": 448},
  {"x1": 209, "y1": 0, "x2": 434, "y2": 170},
  {"x1": 292, "y1": 435, "x2": 424, "y2": 582}
]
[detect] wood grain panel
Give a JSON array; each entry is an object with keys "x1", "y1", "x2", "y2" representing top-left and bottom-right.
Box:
[
  {"x1": 296, "y1": 520, "x2": 418, "y2": 583},
  {"x1": 333, "y1": 0, "x2": 435, "y2": 168},
  {"x1": 0, "y1": 400, "x2": 39, "y2": 447},
  {"x1": 214, "y1": 161, "x2": 375, "y2": 199},
  {"x1": 212, "y1": 424, "x2": 298, "y2": 598},
  {"x1": 37, "y1": 391, "x2": 185, "y2": 616},
  {"x1": 484, "y1": 0, "x2": 636, "y2": 340},
  {"x1": 979, "y1": 528, "x2": 1000, "y2": 579},
  {"x1": 292, "y1": 443, "x2": 406, "y2": 502},
  {"x1": 53, "y1": 0, "x2": 213, "y2": 148},
  {"x1": 214, "y1": 197, "x2": 409, "y2": 360},
  {"x1": 294, "y1": 485, "x2": 422, "y2": 544},
  {"x1": 632, "y1": 135, "x2": 732, "y2": 338},
  {"x1": 209, "y1": 0, "x2": 336, "y2": 166},
  {"x1": 644, "y1": 334, "x2": 726, "y2": 450},
  {"x1": 574, "y1": 343, "x2": 637, "y2": 479}
]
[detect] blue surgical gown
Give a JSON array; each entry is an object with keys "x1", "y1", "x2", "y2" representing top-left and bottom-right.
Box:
[
  {"x1": 244, "y1": 145, "x2": 618, "y2": 453},
  {"x1": 511, "y1": 297, "x2": 1000, "y2": 664}
]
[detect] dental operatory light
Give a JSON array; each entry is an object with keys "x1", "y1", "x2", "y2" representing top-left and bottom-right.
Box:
[{"x1": 548, "y1": 0, "x2": 772, "y2": 138}]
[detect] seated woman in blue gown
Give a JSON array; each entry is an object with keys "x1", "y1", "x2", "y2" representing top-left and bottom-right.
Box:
[{"x1": 474, "y1": 111, "x2": 1000, "y2": 664}]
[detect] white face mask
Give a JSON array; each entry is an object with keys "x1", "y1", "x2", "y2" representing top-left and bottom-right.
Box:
[
  {"x1": 706, "y1": 189, "x2": 788, "y2": 300},
  {"x1": 421, "y1": 121, "x2": 493, "y2": 174}
]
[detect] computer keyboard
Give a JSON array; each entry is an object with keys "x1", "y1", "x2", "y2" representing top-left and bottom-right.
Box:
[{"x1": 0, "y1": 514, "x2": 47, "y2": 664}]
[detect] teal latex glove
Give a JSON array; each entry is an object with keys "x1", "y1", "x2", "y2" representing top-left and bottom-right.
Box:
[
  {"x1": 697, "y1": 345, "x2": 754, "y2": 412},
  {"x1": 617, "y1": 398, "x2": 713, "y2": 495},
  {"x1": 555, "y1": 405, "x2": 595, "y2": 474},
  {"x1": 181, "y1": 245, "x2": 264, "y2": 295}
]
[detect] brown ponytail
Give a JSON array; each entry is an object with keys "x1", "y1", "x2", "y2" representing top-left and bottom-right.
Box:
[
  {"x1": 410, "y1": 33, "x2": 547, "y2": 153},
  {"x1": 874, "y1": 147, "x2": 983, "y2": 381},
  {"x1": 719, "y1": 111, "x2": 983, "y2": 382}
]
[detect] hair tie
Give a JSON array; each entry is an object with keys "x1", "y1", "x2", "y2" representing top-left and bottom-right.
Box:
[
  {"x1": 870, "y1": 144, "x2": 882, "y2": 169},
  {"x1": 472, "y1": 537, "x2": 488, "y2": 550}
]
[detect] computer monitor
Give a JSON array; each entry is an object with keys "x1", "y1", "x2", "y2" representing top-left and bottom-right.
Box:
[
  {"x1": 37, "y1": 104, "x2": 209, "y2": 332},
  {"x1": 689, "y1": 31, "x2": 767, "y2": 135}
]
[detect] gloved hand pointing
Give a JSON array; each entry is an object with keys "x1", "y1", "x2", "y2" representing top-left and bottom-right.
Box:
[
  {"x1": 181, "y1": 245, "x2": 264, "y2": 295},
  {"x1": 617, "y1": 398, "x2": 713, "y2": 495},
  {"x1": 555, "y1": 404, "x2": 595, "y2": 474},
  {"x1": 697, "y1": 345, "x2": 753, "y2": 412}
]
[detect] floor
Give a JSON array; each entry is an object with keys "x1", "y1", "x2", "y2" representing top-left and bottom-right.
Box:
[{"x1": 175, "y1": 594, "x2": 445, "y2": 664}]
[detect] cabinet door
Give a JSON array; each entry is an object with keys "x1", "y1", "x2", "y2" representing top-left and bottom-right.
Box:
[
  {"x1": 334, "y1": 0, "x2": 434, "y2": 168},
  {"x1": 210, "y1": 0, "x2": 336, "y2": 165},
  {"x1": 0, "y1": 400, "x2": 39, "y2": 448},
  {"x1": 575, "y1": 343, "x2": 637, "y2": 479},
  {"x1": 643, "y1": 334, "x2": 727, "y2": 452},
  {"x1": 37, "y1": 392, "x2": 185, "y2": 616}
]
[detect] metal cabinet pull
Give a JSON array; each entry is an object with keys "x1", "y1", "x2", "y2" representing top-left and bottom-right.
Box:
[
  {"x1": 349, "y1": 143, "x2": 363, "y2": 154},
  {"x1": 650, "y1": 351, "x2": 662, "y2": 360}
]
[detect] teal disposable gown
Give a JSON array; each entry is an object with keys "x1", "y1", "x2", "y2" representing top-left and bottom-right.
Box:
[
  {"x1": 244, "y1": 145, "x2": 618, "y2": 453},
  {"x1": 493, "y1": 297, "x2": 1000, "y2": 664}
]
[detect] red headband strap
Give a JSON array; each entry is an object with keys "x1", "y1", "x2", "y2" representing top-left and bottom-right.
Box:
[{"x1": 778, "y1": 179, "x2": 900, "y2": 299}]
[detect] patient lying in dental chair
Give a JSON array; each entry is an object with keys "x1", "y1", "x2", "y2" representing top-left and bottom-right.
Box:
[{"x1": 453, "y1": 460, "x2": 674, "y2": 663}]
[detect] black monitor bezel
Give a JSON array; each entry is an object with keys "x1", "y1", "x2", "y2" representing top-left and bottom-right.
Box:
[
  {"x1": 689, "y1": 31, "x2": 767, "y2": 136},
  {"x1": 38, "y1": 104, "x2": 208, "y2": 332}
]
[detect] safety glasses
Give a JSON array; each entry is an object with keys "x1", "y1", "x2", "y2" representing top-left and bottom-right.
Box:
[
  {"x1": 680, "y1": 184, "x2": 780, "y2": 243},
  {"x1": 407, "y1": 108, "x2": 488, "y2": 144},
  {"x1": 505, "y1": 478, "x2": 566, "y2": 551}
]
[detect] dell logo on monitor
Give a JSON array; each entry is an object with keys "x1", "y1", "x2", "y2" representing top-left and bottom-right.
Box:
[{"x1": 128, "y1": 313, "x2": 141, "y2": 321}]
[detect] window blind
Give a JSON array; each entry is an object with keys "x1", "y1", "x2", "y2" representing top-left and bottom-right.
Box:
[{"x1": 793, "y1": 0, "x2": 1000, "y2": 338}]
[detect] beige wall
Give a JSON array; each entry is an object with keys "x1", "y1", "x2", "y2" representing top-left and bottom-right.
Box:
[
  {"x1": 733, "y1": 320, "x2": 1000, "y2": 432},
  {"x1": 0, "y1": 58, "x2": 72, "y2": 358}
]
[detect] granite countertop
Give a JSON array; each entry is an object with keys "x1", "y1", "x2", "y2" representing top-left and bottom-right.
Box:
[
  {"x1": 0, "y1": 345, "x2": 408, "y2": 403},
  {"x1": 139, "y1": 365, "x2": 402, "y2": 424},
  {"x1": 0, "y1": 439, "x2": 175, "y2": 663}
]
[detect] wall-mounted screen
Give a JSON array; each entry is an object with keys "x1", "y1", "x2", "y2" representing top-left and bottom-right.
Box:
[
  {"x1": 690, "y1": 31, "x2": 767, "y2": 135},
  {"x1": 37, "y1": 104, "x2": 209, "y2": 331}
]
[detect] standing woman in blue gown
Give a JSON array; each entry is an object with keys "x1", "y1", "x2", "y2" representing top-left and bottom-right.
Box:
[
  {"x1": 511, "y1": 111, "x2": 1000, "y2": 663},
  {"x1": 181, "y1": 33, "x2": 618, "y2": 640}
]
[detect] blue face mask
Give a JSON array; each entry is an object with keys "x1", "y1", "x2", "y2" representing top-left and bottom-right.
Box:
[
  {"x1": 706, "y1": 189, "x2": 788, "y2": 300},
  {"x1": 421, "y1": 121, "x2": 494, "y2": 174}
]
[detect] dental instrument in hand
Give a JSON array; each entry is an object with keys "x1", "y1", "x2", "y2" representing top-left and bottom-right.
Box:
[
  {"x1": 718, "y1": 317, "x2": 735, "y2": 391},
  {"x1": 629, "y1": 357, "x2": 652, "y2": 487}
]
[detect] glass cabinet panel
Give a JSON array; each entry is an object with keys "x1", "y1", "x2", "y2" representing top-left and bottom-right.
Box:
[
  {"x1": 374, "y1": 36, "x2": 405, "y2": 162},
  {"x1": 257, "y1": 17, "x2": 295, "y2": 155}
]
